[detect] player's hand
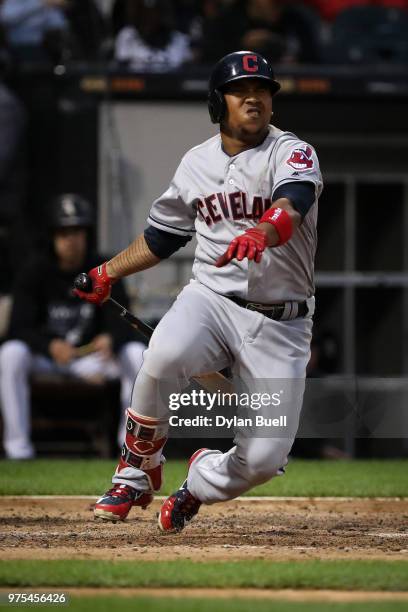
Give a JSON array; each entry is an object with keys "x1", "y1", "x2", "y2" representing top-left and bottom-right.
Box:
[
  {"x1": 73, "y1": 263, "x2": 115, "y2": 305},
  {"x1": 91, "y1": 334, "x2": 113, "y2": 360},
  {"x1": 49, "y1": 338, "x2": 76, "y2": 365},
  {"x1": 215, "y1": 228, "x2": 268, "y2": 267}
]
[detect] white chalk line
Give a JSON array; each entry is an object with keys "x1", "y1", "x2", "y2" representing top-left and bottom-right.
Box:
[{"x1": 368, "y1": 533, "x2": 408, "y2": 538}]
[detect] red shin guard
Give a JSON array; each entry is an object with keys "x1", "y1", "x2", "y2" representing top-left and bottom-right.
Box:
[{"x1": 117, "y1": 409, "x2": 168, "y2": 491}]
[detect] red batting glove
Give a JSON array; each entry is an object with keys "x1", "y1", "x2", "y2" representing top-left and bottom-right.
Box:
[
  {"x1": 215, "y1": 228, "x2": 268, "y2": 267},
  {"x1": 73, "y1": 262, "x2": 115, "y2": 305}
]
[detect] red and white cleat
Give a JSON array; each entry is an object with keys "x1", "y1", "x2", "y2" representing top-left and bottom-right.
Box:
[
  {"x1": 94, "y1": 483, "x2": 153, "y2": 522},
  {"x1": 158, "y1": 448, "x2": 209, "y2": 532},
  {"x1": 158, "y1": 482, "x2": 201, "y2": 533}
]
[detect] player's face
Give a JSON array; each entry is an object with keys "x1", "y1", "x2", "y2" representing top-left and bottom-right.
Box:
[
  {"x1": 222, "y1": 78, "x2": 272, "y2": 139},
  {"x1": 54, "y1": 226, "x2": 87, "y2": 270}
]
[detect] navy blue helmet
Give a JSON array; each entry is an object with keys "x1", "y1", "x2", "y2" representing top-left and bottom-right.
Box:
[{"x1": 208, "y1": 51, "x2": 281, "y2": 124}]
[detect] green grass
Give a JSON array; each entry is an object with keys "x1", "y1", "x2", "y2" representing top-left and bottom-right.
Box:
[
  {"x1": 0, "y1": 459, "x2": 407, "y2": 497},
  {"x1": 0, "y1": 560, "x2": 407, "y2": 591},
  {"x1": 53, "y1": 598, "x2": 408, "y2": 612}
]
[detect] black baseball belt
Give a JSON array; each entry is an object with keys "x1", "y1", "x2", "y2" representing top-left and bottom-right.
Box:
[{"x1": 226, "y1": 295, "x2": 309, "y2": 321}]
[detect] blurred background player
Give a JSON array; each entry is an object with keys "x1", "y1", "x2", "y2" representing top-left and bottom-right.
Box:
[
  {"x1": 0, "y1": 0, "x2": 69, "y2": 62},
  {"x1": 0, "y1": 0, "x2": 105, "y2": 63},
  {"x1": 112, "y1": 0, "x2": 193, "y2": 70},
  {"x1": 198, "y1": 0, "x2": 322, "y2": 64},
  {"x1": 0, "y1": 193, "x2": 145, "y2": 459}
]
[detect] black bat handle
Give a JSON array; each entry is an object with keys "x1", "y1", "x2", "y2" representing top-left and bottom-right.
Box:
[
  {"x1": 74, "y1": 273, "x2": 93, "y2": 293},
  {"x1": 108, "y1": 297, "x2": 154, "y2": 341},
  {"x1": 73, "y1": 274, "x2": 153, "y2": 342}
]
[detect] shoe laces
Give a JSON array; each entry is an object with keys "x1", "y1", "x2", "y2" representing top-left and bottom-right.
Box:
[{"x1": 106, "y1": 484, "x2": 135, "y2": 500}]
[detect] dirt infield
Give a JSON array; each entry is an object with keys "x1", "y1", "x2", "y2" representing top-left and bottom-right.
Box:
[{"x1": 1, "y1": 496, "x2": 408, "y2": 562}]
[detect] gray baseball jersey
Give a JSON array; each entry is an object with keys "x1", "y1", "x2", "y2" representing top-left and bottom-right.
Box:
[{"x1": 148, "y1": 125, "x2": 323, "y2": 303}]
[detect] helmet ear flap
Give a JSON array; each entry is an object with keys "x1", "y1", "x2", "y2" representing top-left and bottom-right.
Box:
[{"x1": 208, "y1": 88, "x2": 225, "y2": 124}]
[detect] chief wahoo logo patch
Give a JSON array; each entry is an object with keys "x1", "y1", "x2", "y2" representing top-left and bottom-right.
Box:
[{"x1": 287, "y1": 146, "x2": 314, "y2": 170}]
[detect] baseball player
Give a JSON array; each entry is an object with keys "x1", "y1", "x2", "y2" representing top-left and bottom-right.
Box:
[{"x1": 75, "y1": 51, "x2": 323, "y2": 531}]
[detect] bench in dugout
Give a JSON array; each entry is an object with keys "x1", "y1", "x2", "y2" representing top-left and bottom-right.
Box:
[{"x1": 29, "y1": 373, "x2": 121, "y2": 458}]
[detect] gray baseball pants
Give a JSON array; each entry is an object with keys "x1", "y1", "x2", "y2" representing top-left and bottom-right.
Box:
[{"x1": 113, "y1": 280, "x2": 313, "y2": 504}]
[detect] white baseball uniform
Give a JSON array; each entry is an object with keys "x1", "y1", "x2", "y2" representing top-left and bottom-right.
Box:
[{"x1": 113, "y1": 125, "x2": 323, "y2": 503}]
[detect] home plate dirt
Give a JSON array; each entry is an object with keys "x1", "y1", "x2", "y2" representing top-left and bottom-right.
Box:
[
  {"x1": 1, "y1": 497, "x2": 407, "y2": 562},
  {"x1": 2, "y1": 497, "x2": 407, "y2": 603}
]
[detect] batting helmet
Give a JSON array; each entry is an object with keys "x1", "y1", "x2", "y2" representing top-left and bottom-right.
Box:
[
  {"x1": 208, "y1": 51, "x2": 281, "y2": 124},
  {"x1": 50, "y1": 194, "x2": 94, "y2": 229}
]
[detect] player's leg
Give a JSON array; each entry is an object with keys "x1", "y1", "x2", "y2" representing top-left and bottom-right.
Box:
[
  {"x1": 188, "y1": 315, "x2": 313, "y2": 503},
  {"x1": 68, "y1": 341, "x2": 147, "y2": 447},
  {"x1": 0, "y1": 340, "x2": 35, "y2": 459},
  {"x1": 159, "y1": 306, "x2": 312, "y2": 530},
  {"x1": 116, "y1": 340, "x2": 146, "y2": 447},
  {"x1": 156, "y1": 292, "x2": 264, "y2": 530},
  {"x1": 95, "y1": 282, "x2": 231, "y2": 521},
  {"x1": 68, "y1": 349, "x2": 158, "y2": 518},
  {"x1": 0, "y1": 341, "x2": 62, "y2": 459},
  {"x1": 112, "y1": 282, "x2": 231, "y2": 492}
]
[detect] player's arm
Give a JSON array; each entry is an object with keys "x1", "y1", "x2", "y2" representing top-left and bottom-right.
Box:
[
  {"x1": 216, "y1": 181, "x2": 314, "y2": 267},
  {"x1": 106, "y1": 233, "x2": 160, "y2": 279},
  {"x1": 74, "y1": 156, "x2": 196, "y2": 304},
  {"x1": 257, "y1": 197, "x2": 301, "y2": 249},
  {"x1": 107, "y1": 226, "x2": 190, "y2": 279},
  {"x1": 74, "y1": 229, "x2": 191, "y2": 305}
]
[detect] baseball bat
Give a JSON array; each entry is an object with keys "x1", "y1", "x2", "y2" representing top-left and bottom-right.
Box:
[{"x1": 73, "y1": 273, "x2": 233, "y2": 393}]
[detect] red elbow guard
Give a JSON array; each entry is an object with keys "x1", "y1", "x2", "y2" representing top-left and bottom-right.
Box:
[{"x1": 260, "y1": 207, "x2": 293, "y2": 246}]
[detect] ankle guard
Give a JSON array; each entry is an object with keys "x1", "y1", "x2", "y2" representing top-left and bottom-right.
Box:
[{"x1": 118, "y1": 408, "x2": 168, "y2": 491}]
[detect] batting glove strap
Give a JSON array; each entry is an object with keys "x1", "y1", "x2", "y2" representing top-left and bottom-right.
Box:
[{"x1": 260, "y1": 207, "x2": 293, "y2": 246}]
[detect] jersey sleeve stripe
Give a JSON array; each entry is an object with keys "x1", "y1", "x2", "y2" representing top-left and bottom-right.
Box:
[{"x1": 148, "y1": 214, "x2": 196, "y2": 237}]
